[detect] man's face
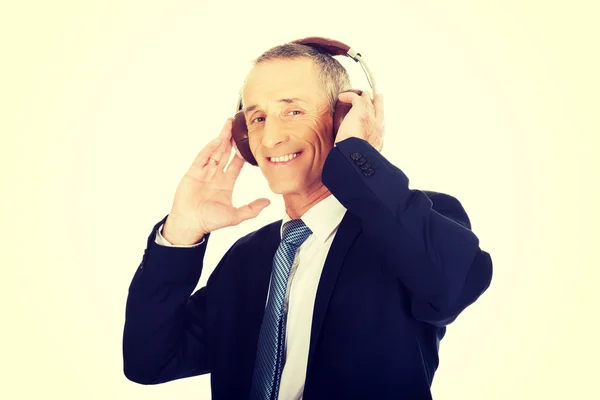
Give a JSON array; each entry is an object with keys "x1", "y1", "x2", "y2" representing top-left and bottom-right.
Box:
[{"x1": 242, "y1": 57, "x2": 334, "y2": 196}]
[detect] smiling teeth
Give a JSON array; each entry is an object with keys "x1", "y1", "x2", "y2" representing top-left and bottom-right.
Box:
[{"x1": 270, "y1": 153, "x2": 300, "y2": 163}]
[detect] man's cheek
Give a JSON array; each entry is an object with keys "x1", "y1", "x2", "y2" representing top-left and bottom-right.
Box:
[
  {"x1": 248, "y1": 134, "x2": 264, "y2": 161},
  {"x1": 291, "y1": 115, "x2": 332, "y2": 139},
  {"x1": 301, "y1": 113, "x2": 330, "y2": 129}
]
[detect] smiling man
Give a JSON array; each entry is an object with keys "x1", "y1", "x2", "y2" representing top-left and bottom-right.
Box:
[
  {"x1": 123, "y1": 38, "x2": 493, "y2": 400},
  {"x1": 243, "y1": 55, "x2": 340, "y2": 218}
]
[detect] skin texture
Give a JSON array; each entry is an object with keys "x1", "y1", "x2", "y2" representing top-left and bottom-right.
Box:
[
  {"x1": 242, "y1": 58, "x2": 334, "y2": 219},
  {"x1": 161, "y1": 56, "x2": 383, "y2": 244},
  {"x1": 242, "y1": 57, "x2": 385, "y2": 219}
]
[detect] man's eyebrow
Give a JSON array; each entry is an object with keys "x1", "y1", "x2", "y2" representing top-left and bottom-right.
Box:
[{"x1": 244, "y1": 98, "x2": 305, "y2": 113}]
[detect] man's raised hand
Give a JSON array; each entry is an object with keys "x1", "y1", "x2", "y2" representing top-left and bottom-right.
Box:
[{"x1": 163, "y1": 118, "x2": 270, "y2": 245}]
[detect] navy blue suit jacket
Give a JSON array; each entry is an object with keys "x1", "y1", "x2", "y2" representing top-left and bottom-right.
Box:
[{"x1": 123, "y1": 137, "x2": 493, "y2": 399}]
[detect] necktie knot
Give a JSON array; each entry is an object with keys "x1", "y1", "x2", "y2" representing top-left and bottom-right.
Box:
[{"x1": 282, "y1": 219, "x2": 312, "y2": 246}]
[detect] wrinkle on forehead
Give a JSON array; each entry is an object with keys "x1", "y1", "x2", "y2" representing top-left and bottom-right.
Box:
[{"x1": 241, "y1": 58, "x2": 327, "y2": 109}]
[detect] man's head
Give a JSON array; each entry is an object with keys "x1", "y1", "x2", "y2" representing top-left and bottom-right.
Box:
[{"x1": 241, "y1": 43, "x2": 351, "y2": 197}]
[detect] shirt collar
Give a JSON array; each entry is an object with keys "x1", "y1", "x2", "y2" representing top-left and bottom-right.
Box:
[{"x1": 280, "y1": 194, "x2": 347, "y2": 243}]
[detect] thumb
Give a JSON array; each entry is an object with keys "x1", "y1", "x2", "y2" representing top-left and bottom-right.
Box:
[
  {"x1": 337, "y1": 91, "x2": 360, "y2": 104},
  {"x1": 232, "y1": 198, "x2": 271, "y2": 225}
]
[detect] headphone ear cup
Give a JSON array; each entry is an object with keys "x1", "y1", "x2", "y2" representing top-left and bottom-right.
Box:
[
  {"x1": 232, "y1": 111, "x2": 258, "y2": 166},
  {"x1": 332, "y1": 89, "x2": 363, "y2": 137}
]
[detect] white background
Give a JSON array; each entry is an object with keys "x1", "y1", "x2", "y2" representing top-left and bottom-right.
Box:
[{"x1": 2, "y1": 1, "x2": 598, "y2": 399}]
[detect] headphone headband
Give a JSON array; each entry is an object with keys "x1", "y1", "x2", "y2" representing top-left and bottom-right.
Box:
[
  {"x1": 236, "y1": 36, "x2": 377, "y2": 112},
  {"x1": 230, "y1": 36, "x2": 377, "y2": 167},
  {"x1": 291, "y1": 36, "x2": 352, "y2": 57}
]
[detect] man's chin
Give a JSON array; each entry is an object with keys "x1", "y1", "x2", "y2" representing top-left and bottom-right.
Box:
[
  {"x1": 268, "y1": 183, "x2": 298, "y2": 195},
  {"x1": 268, "y1": 180, "x2": 324, "y2": 197}
]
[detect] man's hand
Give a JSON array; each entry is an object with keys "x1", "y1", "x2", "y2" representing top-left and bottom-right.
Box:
[
  {"x1": 163, "y1": 118, "x2": 271, "y2": 245},
  {"x1": 334, "y1": 91, "x2": 385, "y2": 151}
]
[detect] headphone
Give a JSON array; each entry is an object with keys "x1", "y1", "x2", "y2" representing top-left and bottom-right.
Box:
[{"x1": 231, "y1": 36, "x2": 377, "y2": 166}]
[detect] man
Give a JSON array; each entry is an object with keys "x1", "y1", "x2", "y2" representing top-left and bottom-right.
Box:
[{"x1": 123, "y1": 41, "x2": 493, "y2": 400}]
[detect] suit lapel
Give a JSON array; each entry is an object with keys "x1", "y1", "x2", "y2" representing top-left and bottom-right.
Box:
[
  {"x1": 306, "y1": 212, "x2": 362, "y2": 375},
  {"x1": 245, "y1": 221, "x2": 282, "y2": 336},
  {"x1": 239, "y1": 221, "x2": 282, "y2": 395}
]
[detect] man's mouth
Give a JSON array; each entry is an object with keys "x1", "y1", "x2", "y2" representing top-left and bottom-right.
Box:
[{"x1": 267, "y1": 152, "x2": 302, "y2": 165}]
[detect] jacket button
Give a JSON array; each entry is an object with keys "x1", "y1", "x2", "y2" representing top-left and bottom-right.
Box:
[
  {"x1": 360, "y1": 162, "x2": 371, "y2": 170},
  {"x1": 355, "y1": 157, "x2": 366, "y2": 166},
  {"x1": 350, "y1": 152, "x2": 362, "y2": 160},
  {"x1": 363, "y1": 168, "x2": 375, "y2": 176}
]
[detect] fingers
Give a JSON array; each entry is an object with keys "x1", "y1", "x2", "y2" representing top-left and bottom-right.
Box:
[
  {"x1": 218, "y1": 117, "x2": 234, "y2": 140},
  {"x1": 213, "y1": 118, "x2": 234, "y2": 164},
  {"x1": 361, "y1": 91, "x2": 377, "y2": 116},
  {"x1": 373, "y1": 93, "x2": 384, "y2": 127},
  {"x1": 224, "y1": 151, "x2": 245, "y2": 182},
  {"x1": 232, "y1": 198, "x2": 271, "y2": 225},
  {"x1": 337, "y1": 89, "x2": 385, "y2": 151},
  {"x1": 191, "y1": 118, "x2": 232, "y2": 166},
  {"x1": 231, "y1": 137, "x2": 243, "y2": 159},
  {"x1": 360, "y1": 91, "x2": 384, "y2": 146},
  {"x1": 212, "y1": 132, "x2": 233, "y2": 167},
  {"x1": 185, "y1": 118, "x2": 234, "y2": 182},
  {"x1": 338, "y1": 91, "x2": 364, "y2": 106},
  {"x1": 191, "y1": 137, "x2": 222, "y2": 168},
  {"x1": 338, "y1": 91, "x2": 374, "y2": 113}
]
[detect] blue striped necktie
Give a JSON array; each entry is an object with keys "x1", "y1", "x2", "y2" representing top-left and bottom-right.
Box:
[{"x1": 249, "y1": 219, "x2": 312, "y2": 400}]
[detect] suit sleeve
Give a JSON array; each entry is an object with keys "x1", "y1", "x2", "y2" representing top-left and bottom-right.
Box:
[
  {"x1": 122, "y1": 215, "x2": 229, "y2": 384},
  {"x1": 155, "y1": 223, "x2": 206, "y2": 247},
  {"x1": 322, "y1": 137, "x2": 493, "y2": 326}
]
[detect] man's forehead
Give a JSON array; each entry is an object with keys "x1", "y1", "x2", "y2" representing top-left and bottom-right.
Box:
[
  {"x1": 244, "y1": 97, "x2": 308, "y2": 113},
  {"x1": 242, "y1": 61, "x2": 322, "y2": 110},
  {"x1": 244, "y1": 59, "x2": 318, "y2": 90}
]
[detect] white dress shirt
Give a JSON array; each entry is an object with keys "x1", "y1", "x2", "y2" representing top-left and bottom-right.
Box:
[{"x1": 155, "y1": 194, "x2": 347, "y2": 400}]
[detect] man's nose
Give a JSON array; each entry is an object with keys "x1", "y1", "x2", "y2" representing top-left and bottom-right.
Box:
[{"x1": 261, "y1": 117, "x2": 289, "y2": 149}]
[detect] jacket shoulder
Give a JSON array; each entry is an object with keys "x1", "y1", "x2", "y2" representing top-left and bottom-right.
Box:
[{"x1": 229, "y1": 219, "x2": 282, "y2": 250}]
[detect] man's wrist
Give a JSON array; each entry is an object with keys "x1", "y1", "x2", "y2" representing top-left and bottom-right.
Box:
[{"x1": 163, "y1": 216, "x2": 206, "y2": 246}]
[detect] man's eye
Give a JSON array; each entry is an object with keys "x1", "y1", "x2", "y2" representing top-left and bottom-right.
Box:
[{"x1": 251, "y1": 111, "x2": 300, "y2": 124}]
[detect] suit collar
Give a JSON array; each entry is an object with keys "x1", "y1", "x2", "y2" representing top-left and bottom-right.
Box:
[{"x1": 280, "y1": 194, "x2": 347, "y2": 243}]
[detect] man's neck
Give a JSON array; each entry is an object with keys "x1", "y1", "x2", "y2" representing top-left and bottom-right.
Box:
[{"x1": 283, "y1": 184, "x2": 332, "y2": 220}]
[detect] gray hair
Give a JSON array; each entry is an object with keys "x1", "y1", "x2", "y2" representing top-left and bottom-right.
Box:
[{"x1": 243, "y1": 42, "x2": 351, "y2": 113}]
